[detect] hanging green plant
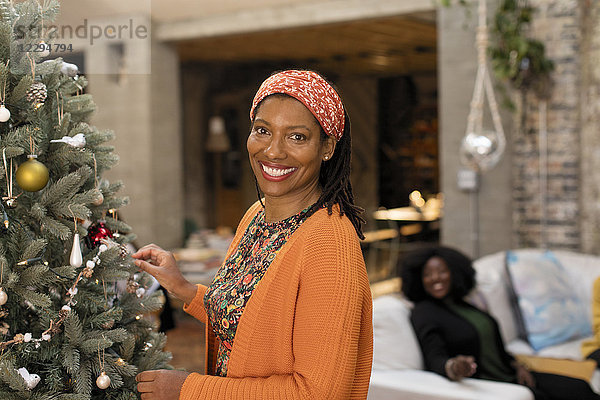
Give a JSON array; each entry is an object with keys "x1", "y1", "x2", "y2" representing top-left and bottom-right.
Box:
[
  {"x1": 488, "y1": 0, "x2": 554, "y2": 104},
  {"x1": 441, "y1": 0, "x2": 554, "y2": 109}
]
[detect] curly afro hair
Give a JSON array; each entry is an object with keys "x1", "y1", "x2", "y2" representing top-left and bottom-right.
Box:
[{"x1": 400, "y1": 246, "x2": 476, "y2": 302}]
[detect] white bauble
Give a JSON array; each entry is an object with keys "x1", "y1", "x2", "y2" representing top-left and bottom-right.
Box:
[
  {"x1": 0, "y1": 105, "x2": 10, "y2": 122},
  {"x1": 96, "y1": 371, "x2": 111, "y2": 389},
  {"x1": 0, "y1": 288, "x2": 7, "y2": 305}
]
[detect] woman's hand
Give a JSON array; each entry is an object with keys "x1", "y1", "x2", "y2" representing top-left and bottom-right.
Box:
[
  {"x1": 136, "y1": 369, "x2": 190, "y2": 400},
  {"x1": 513, "y1": 361, "x2": 536, "y2": 388},
  {"x1": 132, "y1": 244, "x2": 197, "y2": 304},
  {"x1": 445, "y1": 355, "x2": 477, "y2": 380}
]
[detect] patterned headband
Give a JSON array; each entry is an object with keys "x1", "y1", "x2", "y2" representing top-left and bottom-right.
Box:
[{"x1": 250, "y1": 70, "x2": 345, "y2": 140}]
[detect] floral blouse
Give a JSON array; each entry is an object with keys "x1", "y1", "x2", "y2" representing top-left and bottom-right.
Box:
[{"x1": 204, "y1": 206, "x2": 312, "y2": 376}]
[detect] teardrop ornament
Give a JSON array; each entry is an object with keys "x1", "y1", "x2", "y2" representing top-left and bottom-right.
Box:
[{"x1": 70, "y1": 233, "x2": 83, "y2": 268}]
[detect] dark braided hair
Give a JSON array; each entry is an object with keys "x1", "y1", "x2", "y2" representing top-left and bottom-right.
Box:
[{"x1": 251, "y1": 77, "x2": 365, "y2": 239}]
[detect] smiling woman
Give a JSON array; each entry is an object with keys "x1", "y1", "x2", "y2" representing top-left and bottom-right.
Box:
[
  {"x1": 132, "y1": 70, "x2": 373, "y2": 400},
  {"x1": 401, "y1": 246, "x2": 600, "y2": 400}
]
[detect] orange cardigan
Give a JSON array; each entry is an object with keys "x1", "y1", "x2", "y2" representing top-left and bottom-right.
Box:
[{"x1": 180, "y1": 202, "x2": 373, "y2": 399}]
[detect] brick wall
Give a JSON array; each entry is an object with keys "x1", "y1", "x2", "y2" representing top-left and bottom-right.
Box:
[
  {"x1": 581, "y1": 0, "x2": 600, "y2": 254},
  {"x1": 512, "y1": 0, "x2": 583, "y2": 250}
]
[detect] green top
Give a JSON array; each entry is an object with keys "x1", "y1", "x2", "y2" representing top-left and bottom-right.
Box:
[{"x1": 447, "y1": 301, "x2": 515, "y2": 383}]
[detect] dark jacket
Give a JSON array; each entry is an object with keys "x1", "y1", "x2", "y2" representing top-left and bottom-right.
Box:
[{"x1": 410, "y1": 298, "x2": 516, "y2": 380}]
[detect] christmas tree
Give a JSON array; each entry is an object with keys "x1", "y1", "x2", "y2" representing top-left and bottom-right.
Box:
[{"x1": 0, "y1": 1, "x2": 171, "y2": 398}]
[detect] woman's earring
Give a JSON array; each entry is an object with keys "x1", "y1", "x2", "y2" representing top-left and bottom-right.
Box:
[{"x1": 324, "y1": 156, "x2": 329, "y2": 161}]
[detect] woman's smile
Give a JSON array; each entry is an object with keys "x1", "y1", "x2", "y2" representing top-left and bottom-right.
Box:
[{"x1": 260, "y1": 161, "x2": 298, "y2": 181}]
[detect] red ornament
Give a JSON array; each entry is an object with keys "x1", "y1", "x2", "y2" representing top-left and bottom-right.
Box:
[{"x1": 84, "y1": 221, "x2": 113, "y2": 249}]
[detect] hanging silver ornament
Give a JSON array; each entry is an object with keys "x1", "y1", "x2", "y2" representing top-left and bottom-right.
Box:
[
  {"x1": 96, "y1": 371, "x2": 111, "y2": 389},
  {"x1": 460, "y1": 130, "x2": 504, "y2": 172},
  {"x1": 70, "y1": 233, "x2": 82, "y2": 268}
]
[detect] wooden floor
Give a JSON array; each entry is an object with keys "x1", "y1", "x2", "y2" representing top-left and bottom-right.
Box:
[{"x1": 164, "y1": 310, "x2": 206, "y2": 373}]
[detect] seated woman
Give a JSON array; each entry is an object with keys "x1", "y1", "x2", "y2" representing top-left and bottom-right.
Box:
[{"x1": 401, "y1": 246, "x2": 600, "y2": 400}]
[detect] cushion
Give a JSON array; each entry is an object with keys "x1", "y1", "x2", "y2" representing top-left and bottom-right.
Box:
[
  {"x1": 372, "y1": 294, "x2": 423, "y2": 370},
  {"x1": 505, "y1": 250, "x2": 592, "y2": 351},
  {"x1": 515, "y1": 354, "x2": 596, "y2": 383},
  {"x1": 474, "y1": 252, "x2": 521, "y2": 343}
]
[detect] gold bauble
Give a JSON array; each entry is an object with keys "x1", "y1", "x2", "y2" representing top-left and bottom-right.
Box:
[{"x1": 16, "y1": 156, "x2": 49, "y2": 192}]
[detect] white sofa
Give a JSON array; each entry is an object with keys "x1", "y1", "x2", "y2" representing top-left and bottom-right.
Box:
[{"x1": 368, "y1": 249, "x2": 600, "y2": 400}]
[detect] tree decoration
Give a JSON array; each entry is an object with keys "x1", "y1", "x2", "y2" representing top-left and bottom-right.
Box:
[
  {"x1": 0, "y1": 260, "x2": 7, "y2": 306},
  {"x1": 15, "y1": 136, "x2": 49, "y2": 192},
  {"x1": 84, "y1": 221, "x2": 114, "y2": 249},
  {"x1": 17, "y1": 367, "x2": 41, "y2": 390},
  {"x1": 25, "y1": 81, "x2": 48, "y2": 108},
  {"x1": 59, "y1": 61, "x2": 79, "y2": 77},
  {"x1": 95, "y1": 340, "x2": 111, "y2": 389},
  {"x1": 69, "y1": 237, "x2": 82, "y2": 267},
  {"x1": 0, "y1": 60, "x2": 10, "y2": 123},
  {"x1": 25, "y1": 54, "x2": 48, "y2": 108},
  {"x1": 15, "y1": 155, "x2": 48, "y2": 191},
  {"x1": 91, "y1": 154, "x2": 104, "y2": 205},
  {"x1": 126, "y1": 276, "x2": 139, "y2": 293},
  {"x1": 0, "y1": 202, "x2": 9, "y2": 233},
  {"x1": 2, "y1": 148, "x2": 17, "y2": 208},
  {"x1": 49, "y1": 133, "x2": 86, "y2": 148},
  {"x1": 0, "y1": 104, "x2": 9, "y2": 123},
  {"x1": 68, "y1": 209, "x2": 82, "y2": 268},
  {"x1": 96, "y1": 371, "x2": 111, "y2": 390}
]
